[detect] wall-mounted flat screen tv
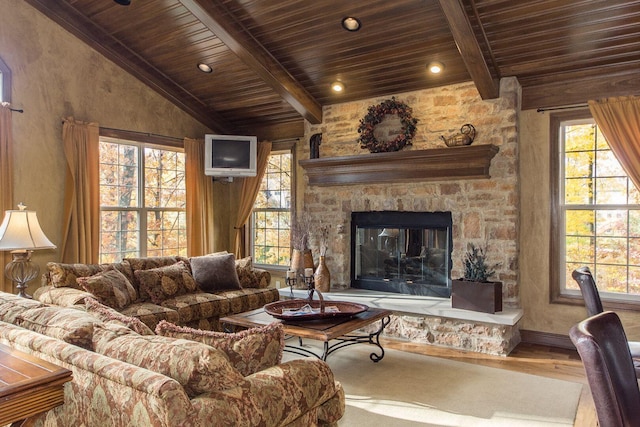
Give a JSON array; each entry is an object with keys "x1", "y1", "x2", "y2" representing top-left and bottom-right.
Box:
[{"x1": 204, "y1": 134, "x2": 257, "y2": 177}]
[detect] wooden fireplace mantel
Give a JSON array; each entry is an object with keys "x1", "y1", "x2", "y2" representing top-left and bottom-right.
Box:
[{"x1": 299, "y1": 144, "x2": 499, "y2": 186}]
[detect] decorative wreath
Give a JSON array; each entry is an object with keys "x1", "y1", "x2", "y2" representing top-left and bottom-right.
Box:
[{"x1": 357, "y1": 97, "x2": 419, "y2": 153}]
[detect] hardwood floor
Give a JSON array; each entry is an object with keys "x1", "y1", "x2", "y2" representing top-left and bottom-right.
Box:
[{"x1": 382, "y1": 339, "x2": 598, "y2": 427}]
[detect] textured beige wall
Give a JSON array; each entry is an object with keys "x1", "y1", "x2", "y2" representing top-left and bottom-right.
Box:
[
  {"x1": 519, "y1": 109, "x2": 640, "y2": 340},
  {"x1": 0, "y1": 1, "x2": 212, "y2": 286}
]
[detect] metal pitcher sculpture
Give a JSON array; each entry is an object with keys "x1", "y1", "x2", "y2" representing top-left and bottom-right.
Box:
[{"x1": 441, "y1": 124, "x2": 476, "y2": 147}]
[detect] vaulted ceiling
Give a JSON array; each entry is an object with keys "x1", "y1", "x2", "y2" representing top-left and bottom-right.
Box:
[{"x1": 25, "y1": 0, "x2": 640, "y2": 139}]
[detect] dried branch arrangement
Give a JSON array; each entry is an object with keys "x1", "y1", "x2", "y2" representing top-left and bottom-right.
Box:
[{"x1": 290, "y1": 212, "x2": 311, "y2": 251}]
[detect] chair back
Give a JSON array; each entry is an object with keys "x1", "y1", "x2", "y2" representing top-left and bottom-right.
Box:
[
  {"x1": 569, "y1": 311, "x2": 640, "y2": 427},
  {"x1": 572, "y1": 266, "x2": 604, "y2": 317}
]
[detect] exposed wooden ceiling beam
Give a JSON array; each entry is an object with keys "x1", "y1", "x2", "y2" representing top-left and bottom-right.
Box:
[
  {"x1": 178, "y1": 0, "x2": 323, "y2": 125},
  {"x1": 24, "y1": 0, "x2": 234, "y2": 134},
  {"x1": 437, "y1": 0, "x2": 499, "y2": 100}
]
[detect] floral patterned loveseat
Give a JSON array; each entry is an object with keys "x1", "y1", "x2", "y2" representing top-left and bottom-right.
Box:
[
  {"x1": 0, "y1": 291, "x2": 345, "y2": 426},
  {"x1": 34, "y1": 254, "x2": 279, "y2": 331}
]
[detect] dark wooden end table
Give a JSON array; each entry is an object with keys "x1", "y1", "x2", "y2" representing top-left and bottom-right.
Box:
[
  {"x1": 221, "y1": 307, "x2": 392, "y2": 362},
  {"x1": 0, "y1": 343, "x2": 72, "y2": 426}
]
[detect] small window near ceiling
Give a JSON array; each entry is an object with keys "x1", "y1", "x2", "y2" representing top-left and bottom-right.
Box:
[
  {"x1": 99, "y1": 135, "x2": 187, "y2": 262},
  {"x1": 0, "y1": 56, "x2": 11, "y2": 103},
  {"x1": 251, "y1": 149, "x2": 293, "y2": 267},
  {"x1": 552, "y1": 112, "x2": 640, "y2": 305}
]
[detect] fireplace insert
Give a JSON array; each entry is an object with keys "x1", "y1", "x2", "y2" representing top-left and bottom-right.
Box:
[{"x1": 350, "y1": 211, "x2": 452, "y2": 297}]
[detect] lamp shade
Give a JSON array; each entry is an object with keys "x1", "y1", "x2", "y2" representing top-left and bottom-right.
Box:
[{"x1": 0, "y1": 207, "x2": 56, "y2": 251}]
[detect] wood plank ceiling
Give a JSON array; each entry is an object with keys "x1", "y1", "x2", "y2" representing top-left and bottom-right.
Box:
[{"x1": 24, "y1": 0, "x2": 640, "y2": 140}]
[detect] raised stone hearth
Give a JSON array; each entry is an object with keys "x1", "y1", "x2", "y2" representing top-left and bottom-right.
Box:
[{"x1": 280, "y1": 288, "x2": 523, "y2": 356}]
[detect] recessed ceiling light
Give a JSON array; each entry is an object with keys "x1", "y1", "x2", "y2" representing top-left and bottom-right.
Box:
[
  {"x1": 331, "y1": 81, "x2": 345, "y2": 93},
  {"x1": 428, "y1": 62, "x2": 444, "y2": 74},
  {"x1": 197, "y1": 63, "x2": 213, "y2": 73},
  {"x1": 341, "y1": 17, "x2": 361, "y2": 32},
  {"x1": 113, "y1": 0, "x2": 131, "y2": 5}
]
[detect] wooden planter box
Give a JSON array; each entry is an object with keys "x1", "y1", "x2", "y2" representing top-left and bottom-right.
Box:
[{"x1": 451, "y1": 279, "x2": 503, "y2": 314}]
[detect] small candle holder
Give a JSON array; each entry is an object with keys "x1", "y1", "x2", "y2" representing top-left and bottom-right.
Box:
[
  {"x1": 304, "y1": 268, "x2": 315, "y2": 300},
  {"x1": 285, "y1": 270, "x2": 297, "y2": 299}
]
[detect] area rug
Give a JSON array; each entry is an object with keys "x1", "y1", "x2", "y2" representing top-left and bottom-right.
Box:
[{"x1": 284, "y1": 344, "x2": 582, "y2": 426}]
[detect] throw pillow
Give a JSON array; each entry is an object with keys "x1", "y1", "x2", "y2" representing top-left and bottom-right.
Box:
[
  {"x1": 155, "y1": 320, "x2": 284, "y2": 376},
  {"x1": 15, "y1": 306, "x2": 98, "y2": 350},
  {"x1": 124, "y1": 256, "x2": 190, "y2": 301},
  {"x1": 47, "y1": 262, "x2": 105, "y2": 289},
  {"x1": 190, "y1": 253, "x2": 242, "y2": 293},
  {"x1": 84, "y1": 297, "x2": 154, "y2": 335},
  {"x1": 134, "y1": 261, "x2": 198, "y2": 304},
  {"x1": 235, "y1": 256, "x2": 260, "y2": 289},
  {"x1": 77, "y1": 268, "x2": 137, "y2": 309},
  {"x1": 92, "y1": 322, "x2": 244, "y2": 397}
]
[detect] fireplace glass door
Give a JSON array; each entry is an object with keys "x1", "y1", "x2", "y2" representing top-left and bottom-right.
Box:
[{"x1": 351, "y1": 211, "x2": 452, "y2": 297}]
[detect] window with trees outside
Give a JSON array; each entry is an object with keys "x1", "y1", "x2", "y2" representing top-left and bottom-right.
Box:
[
  {"x1": 553, "y1": 112, "x2": 640, "y2": 306},
  {"x1": 99, "y1": 136, "x2": 186, "y2": 263},
  {"x1": 251, "y1": 149, "x2": 293, "y2": 267}
]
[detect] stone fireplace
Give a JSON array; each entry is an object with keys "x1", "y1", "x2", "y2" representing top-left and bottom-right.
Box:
[
  {"x1": 351, "y1": 211, "x2": 453, "y2": 297},
  {"x1": 295, "y1": 78, "x2": 521, "y2": 355}
]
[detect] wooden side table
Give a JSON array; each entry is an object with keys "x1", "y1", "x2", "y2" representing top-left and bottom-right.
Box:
[{"x1": 0, "y1": 342, "x2": 72, "y2": 426}]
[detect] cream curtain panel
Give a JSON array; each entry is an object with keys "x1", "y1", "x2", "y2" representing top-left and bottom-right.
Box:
[
  {"x1": 234, "y1": 141, "x2": 272, "y2": 258},
  {"x1": 588, "y1": 96, "x2": 640, "y2": 190},
  {"x1": 0, "y1": 104, "x2": 14, "y2": 292},
  {"x1": 184, "y1": 137, "x2": 215, "y2": 256},
  {"x1": 60, "y1": 117, "x2": 100, "y2": 264}
]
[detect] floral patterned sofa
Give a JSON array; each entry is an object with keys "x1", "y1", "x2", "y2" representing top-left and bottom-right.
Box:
[
  {"x1": 0, "y1": 291, "x2": 345, "y2": 426},
  {"x1": 34, "y1": 254, "x2": 279, "y2": 331}
]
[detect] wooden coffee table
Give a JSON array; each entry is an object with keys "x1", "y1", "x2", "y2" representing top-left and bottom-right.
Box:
[
  {"x1": 221, "y1": 307, "x2": 392, "y2": 362},
  {"x1": 0, "y1": 343, "x2": 72, "y2": 426}
]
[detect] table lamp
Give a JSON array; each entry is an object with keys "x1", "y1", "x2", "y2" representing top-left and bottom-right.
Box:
[{"x1": 0, "y1": 203, "x2": 56, "y2": 298}]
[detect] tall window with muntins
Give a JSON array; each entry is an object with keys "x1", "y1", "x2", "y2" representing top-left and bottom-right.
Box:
[
  {"x1": 251, "y1": 151, "x2": 292, "y2": 267},
  {"x1": 560, "y1": 118, "x2": 640, "y2": 299},
  {"x1": 99, "y1": 136, "x2": 186, "y2": 262}
]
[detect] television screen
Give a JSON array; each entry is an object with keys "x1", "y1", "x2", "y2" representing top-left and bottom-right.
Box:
[
  {"x1": 204, "y1": 134, "x2": 257, "y2": 177},
  {"x1": 212, "y1": 139, "x2": 251, "y2": 169}
]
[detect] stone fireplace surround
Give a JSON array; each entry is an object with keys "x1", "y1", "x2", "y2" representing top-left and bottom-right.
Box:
[{"x1": 295, "y1": 79, "x2": 521, "y2": 355}]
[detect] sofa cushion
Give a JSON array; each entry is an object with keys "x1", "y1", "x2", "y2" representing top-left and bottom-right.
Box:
[
  {"x1": 85, "y1": 297, "x2": 154, "y2": 335},
  {"x1": 218, "y1": 288, "x2": 281, "y2": 315},
  {"x1": 135, "y1": 261, "x2": 197, "y2": 304},
  {"x1": 0, "y1": 292, "x2": 48, "y2": 324},
  {"x1": 77, "y1": 268, "x2": 137, "y2": 309},
  {"x1": 190, "y1": 253, "x2": 242, "y2": 292},
  {"x1": 120, "y1": 302, "x2": 180, "y2": 330},
  {"x1": 156, "y1": 321, "x2": 284, "y2": 376},
  {"x1": 159, "y1": 292, "x2": 231, "y2": 323},
  {"x1": 93, "y1": 322, "x2": 245, "y2": 397},
  {"x1": 15, "y1": 306, "x2": 98, "y2": 350},
  {"x1": 47, "y1": 262, "x2": 105, "y2": 289}
]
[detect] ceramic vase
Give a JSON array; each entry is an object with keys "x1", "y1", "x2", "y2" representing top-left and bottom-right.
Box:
[
  {"x1": 314, "y1": 256, "x2": 331, "y2": 293},
  {"x1": 290, "y1": 249, "x2": 314, "y2": 289}
]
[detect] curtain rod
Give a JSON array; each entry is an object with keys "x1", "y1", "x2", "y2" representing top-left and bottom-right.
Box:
[
  {"x1": 536, "y1": 104, "x2": 588, "y2": 113},
  {"x1": 99, "y1": 126, "x2": 184, "y2": 143}
]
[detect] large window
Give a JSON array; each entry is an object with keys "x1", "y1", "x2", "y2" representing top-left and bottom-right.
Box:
[
  {"x1": 251, "y1": 149, "x2": 293, "y2": 267},
  {"x1": 99, "y1": 136, "x2": 186, "y2": 262},
  {"x1": 553, "y1": 112, "x2": 640, "y2": 305}
]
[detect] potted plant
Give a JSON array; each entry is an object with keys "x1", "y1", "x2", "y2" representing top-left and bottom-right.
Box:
[{"x1": 451, "y1": 243, "x2": 503, "y2": 313}]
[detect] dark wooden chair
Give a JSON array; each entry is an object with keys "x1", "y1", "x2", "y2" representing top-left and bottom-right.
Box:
[
  {"x1": 572, "y1": 266, "x2": 640, "y2": 377},
  {"x1": 570, "y1": 311, "x2": 640, "y2": 427}
]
